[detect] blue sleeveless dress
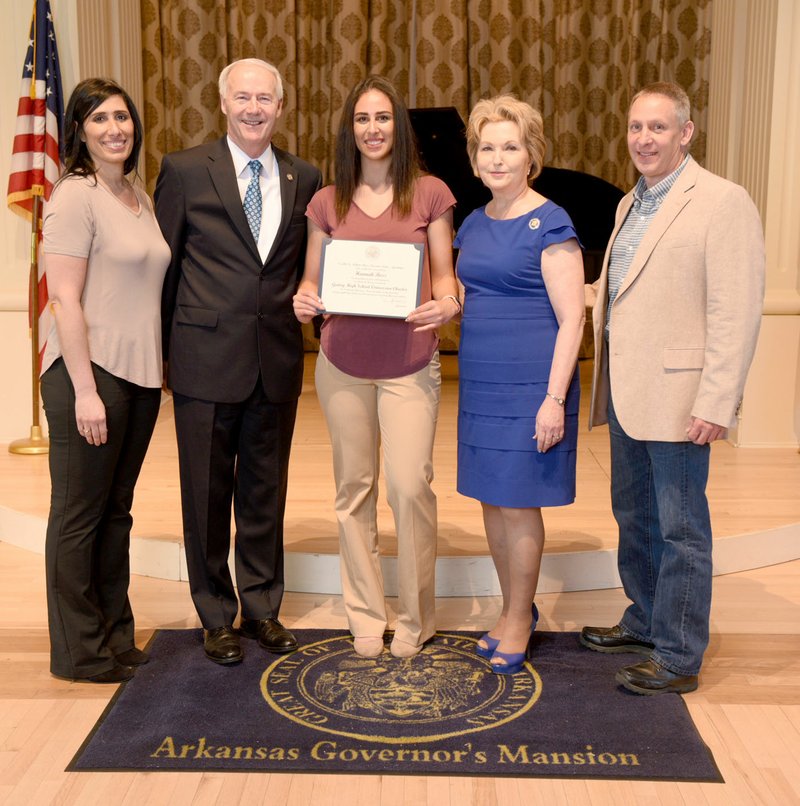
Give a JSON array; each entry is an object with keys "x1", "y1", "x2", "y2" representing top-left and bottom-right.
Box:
[{"x1": 454, "y1": 201, "x2": 580, "y2": 508}]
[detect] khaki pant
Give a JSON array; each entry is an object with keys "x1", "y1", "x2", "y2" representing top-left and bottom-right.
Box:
[{"x1": 315, "y1": 349, "x2": 441, "y2": 646}]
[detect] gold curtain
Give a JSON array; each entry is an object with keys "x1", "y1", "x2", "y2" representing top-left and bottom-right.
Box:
[
  {"x1": 141, "y1": 0, "x2": 712, "y2": 192},
  {"x1": 140, "y1": 0, "x2": 711, "y2": 350},
  {"x1": 140, "y1": 1, "x2": 420, "y2": 188}
]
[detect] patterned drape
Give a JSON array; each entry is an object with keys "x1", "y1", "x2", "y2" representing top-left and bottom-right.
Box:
[
  {"x1": 140, "y1": 0, "x2": 712, "y2": 349},
  {"x1": 141, "y1": 0, "x2": 712, "y2": 191}
]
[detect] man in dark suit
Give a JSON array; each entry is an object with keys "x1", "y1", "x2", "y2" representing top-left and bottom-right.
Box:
[{"x1": 155, "y1": 58, "x2": 322, "y2": 664}]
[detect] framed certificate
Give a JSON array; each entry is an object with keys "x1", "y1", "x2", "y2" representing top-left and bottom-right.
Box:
[{"x1": 318, "y1": 238, "x2": 424, "y2": 318}]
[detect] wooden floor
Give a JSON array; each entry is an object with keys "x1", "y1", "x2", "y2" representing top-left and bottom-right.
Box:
[
  {"x1": 2, "y1": 353, "x2": 800, "y2": 803},
  {"x1": 0, "y1": 540, "x2": 799, "y2": 805},
  {"x1": 3, "y1": 354, "x2": 800, "y2": 561}
]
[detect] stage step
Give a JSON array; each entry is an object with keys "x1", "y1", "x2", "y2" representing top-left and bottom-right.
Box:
[{"x1": 2, "y1": 355, "x2": 798, "y2": 595}]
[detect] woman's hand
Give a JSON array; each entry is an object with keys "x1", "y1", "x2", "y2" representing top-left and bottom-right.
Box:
[
  {"x1": 413, "y1": 210, "x2": 459, "y2": 333},
  {"x1": 533, "y1": 397, "x2": 565, "y2": 453},
  {"x1": 534, "y1": 236, "x2": 583, "y2": 454},
  {"x1": 293, "y1": 288, "x2": 325, "y2": 323},
  {"x1": 46, "y1": 252, "x2": 108, "y2": 445},
  {"x1": 75, "y1": 389, "x2": 107, "y2": 446},
  {"x1": 406, "y1": 296, "x2": 460, "y2": 332},
  {"x1": 294, "y1": 221, "x2": 326, "y2": 323}
]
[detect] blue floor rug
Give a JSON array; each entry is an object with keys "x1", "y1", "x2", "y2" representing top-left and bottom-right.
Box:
[{"x1": 69, "y1": 628, "x2": 722, "y2": 781}]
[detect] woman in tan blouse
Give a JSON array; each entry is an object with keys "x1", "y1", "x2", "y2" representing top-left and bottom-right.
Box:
[{"x1": 40, "y1": 78, "x2": 170, "y2": 683}]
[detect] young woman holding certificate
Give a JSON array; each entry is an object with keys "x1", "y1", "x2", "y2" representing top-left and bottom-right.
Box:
[{"x1": 293, "y1": 76, "x2": 459, "y2": 659}]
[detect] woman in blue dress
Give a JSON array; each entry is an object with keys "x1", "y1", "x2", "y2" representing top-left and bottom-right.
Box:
[{"x1": 455, "y1": 96, "x2": 585, "y2": 674}]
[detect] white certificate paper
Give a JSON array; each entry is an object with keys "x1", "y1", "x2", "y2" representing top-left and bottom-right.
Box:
[{"x1": 318, "y1": 238, "x2": 424, "y2": 318}]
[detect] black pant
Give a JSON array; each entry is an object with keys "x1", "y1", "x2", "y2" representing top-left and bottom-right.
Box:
[
  {"x1": 172, "y1": 381, "x2": 298, "y2": 628},
  {"x1": 41, "y1": 359, "x2": 160, "y2": 678}
]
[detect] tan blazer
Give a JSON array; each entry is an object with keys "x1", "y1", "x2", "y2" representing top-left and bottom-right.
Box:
[{"x1": 589, "y1": 158, "x2": 765, "y2": 441}]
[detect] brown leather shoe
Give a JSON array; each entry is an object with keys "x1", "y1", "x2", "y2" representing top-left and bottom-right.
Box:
[
  {"x1": 239, "y1": 618, "x2": 297, "y2": 654},
  {"x1": 616, "y1": 659, "x2": 699, "y2": 695},
  {"x1": 203, "y1": 626, "x2": 243, "y2": 664},
  {"x1": 579, "y1": 625, "x2": 655, "y2": 654}
]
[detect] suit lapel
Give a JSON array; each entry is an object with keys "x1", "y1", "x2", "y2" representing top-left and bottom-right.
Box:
[
  {"x1": 596, "y1": 193, "x2": 635, "y2": 316},
  {"x1": 617, "y1": 158, "x2": 698, "y2": 298},
  {"x1": 206, "y1": 138, "x2": 262, "y2": 265},
  {"x1": 263, "y1": 147, "x2": 300, "y2": 267}
]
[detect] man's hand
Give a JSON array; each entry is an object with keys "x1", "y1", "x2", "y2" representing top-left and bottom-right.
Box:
[{"x1": 686, "y1": 416, "x2": 727, "y2": 445}]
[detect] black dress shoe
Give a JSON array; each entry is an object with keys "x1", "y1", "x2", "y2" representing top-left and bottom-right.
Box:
[
  {"x1": 203, "y1": 626, "x2": 243, "y2": 665},
  {"x1": 239, "y1": 618, "x2": 297, "y2": 654},
  {"x1": 616, "y1": 659, "x2": 699, "y2": 695},
  {"x1": 84, "y1": 664, "x2": 135, "y2": 683},
  {"x1": 115, "y1": 647, "x2": 149, "y2": 666},
  {"x1": 579, "y1": 625, "x2": 655, "y2": 655}
]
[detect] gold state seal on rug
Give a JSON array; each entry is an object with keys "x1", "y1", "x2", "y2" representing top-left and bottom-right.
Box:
[{"x1": 261, "y1": 633, "x2": 541, "y2": 743}]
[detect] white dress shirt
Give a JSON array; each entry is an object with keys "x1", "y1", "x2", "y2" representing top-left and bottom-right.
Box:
[{"x1": 227, "y1": 136, "x2": 283, "y2": 263}]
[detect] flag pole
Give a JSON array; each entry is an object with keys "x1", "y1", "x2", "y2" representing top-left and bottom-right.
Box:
[{"x1": 8, "y1": 194, "x2": 49, "y2": 455}]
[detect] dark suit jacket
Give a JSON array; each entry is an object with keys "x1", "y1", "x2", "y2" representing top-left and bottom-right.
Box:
[{"x1": 155, "y1": 138, "x2": 322, "y2": 403}]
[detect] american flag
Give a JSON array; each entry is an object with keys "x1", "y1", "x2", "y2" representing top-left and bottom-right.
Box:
[{"x1": 6, "y1": 0, "x2": 64, "y2": 361}]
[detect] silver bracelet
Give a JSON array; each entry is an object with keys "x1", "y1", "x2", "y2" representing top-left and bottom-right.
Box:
[{"x1": 545, "y1": 392, "x2": 565, "y2": 407}]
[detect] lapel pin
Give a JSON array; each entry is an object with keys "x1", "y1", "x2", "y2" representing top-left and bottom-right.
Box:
[
  {"x1": 529, "y1": 217, "x2": 540, "y2": 230},
  {"x1": 286, "y1": 173, "x2": 294, "y2": 181}
]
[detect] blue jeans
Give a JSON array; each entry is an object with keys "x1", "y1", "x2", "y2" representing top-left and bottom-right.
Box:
[{"x1": 608, "y1": 395, "x2": 712, "y2": 676}]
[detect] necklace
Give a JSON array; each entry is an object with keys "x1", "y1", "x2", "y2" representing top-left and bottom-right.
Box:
[
  {"x1": 488, "y1": 187, "x2": 535, "y2": 220},
  {"x1": 96, "y1": 173, "x2": 139, "y2": 212}
]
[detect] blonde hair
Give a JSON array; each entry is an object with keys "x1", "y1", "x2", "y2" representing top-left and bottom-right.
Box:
[{"x1": 466, "y1": 95, "x2": 547, "y2": 182}]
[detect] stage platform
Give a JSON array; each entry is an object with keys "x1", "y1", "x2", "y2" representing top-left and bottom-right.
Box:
[{"x1": 2, "y1": 354, "x2": 799, "y2": 595}]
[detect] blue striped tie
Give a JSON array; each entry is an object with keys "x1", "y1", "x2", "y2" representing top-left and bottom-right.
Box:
[{"x1": 243, "y1": 159, "x2": 262, "y2": 241}]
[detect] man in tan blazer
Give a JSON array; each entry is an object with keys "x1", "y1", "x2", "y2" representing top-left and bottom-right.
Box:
[{"x1": 580, "y1": 82, "x2": 765, "y2": 694}]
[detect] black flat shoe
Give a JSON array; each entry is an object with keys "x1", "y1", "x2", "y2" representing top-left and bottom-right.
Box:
[
  {"x1": 203, "y1": 626, "x2": 243, "y2": 664},
  {"x1": 579, "y1": 625, "x2": 655, "y2": 655},
  {"x1": 239, "y1": 618, "x2": 297, "y2": 654},
  {"x1": 84, "y1": 664, "x2": 135, "y2": 684},
  {"x1": 616, "y1": 659, "x2": 699, "y2": 695},
  {"x1": 115, "y1": 647, "x2": 149, "y2": 666}
]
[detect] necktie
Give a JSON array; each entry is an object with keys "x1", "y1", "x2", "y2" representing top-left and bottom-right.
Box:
[{"x1": 243, "y1": 159, "x2": 262, "y2": 241}]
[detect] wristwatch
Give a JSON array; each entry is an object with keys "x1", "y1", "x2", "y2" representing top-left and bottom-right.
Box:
[{"x1": 545, "y1": 392, "x2": 565, "y2": 407}]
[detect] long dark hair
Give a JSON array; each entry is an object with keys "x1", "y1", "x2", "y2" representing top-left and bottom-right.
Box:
[
  {"x1": 334, "y1": 75, "x2": 420, "y2": 221},
  {"x1": 61, "y1": 77, "x2": 143, "y2": 179}
]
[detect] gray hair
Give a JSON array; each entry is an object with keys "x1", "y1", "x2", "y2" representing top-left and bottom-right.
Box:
[{"x1": 218, "y1": 58, "x2": 284, "y2": 102}]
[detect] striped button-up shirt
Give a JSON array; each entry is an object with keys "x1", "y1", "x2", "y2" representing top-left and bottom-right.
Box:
[{"x1": 606, "y1": 156, "x2": 689, "y2": 334}]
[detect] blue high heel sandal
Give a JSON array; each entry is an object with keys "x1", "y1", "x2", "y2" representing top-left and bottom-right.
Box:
[
  {"x1": 489, "y1": 603, "x2": 540, "y2": 675},
  {"x1": 476, "y1": 603, "x2": 539, "y2": 660},
  {"x1": 475, "y1": 633, "x2": 500, "y2": 659}
]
